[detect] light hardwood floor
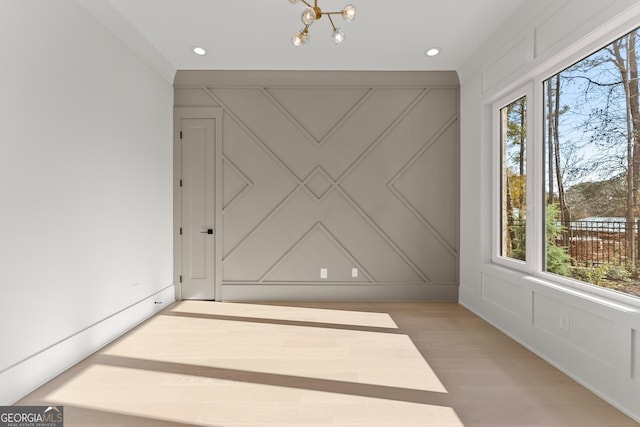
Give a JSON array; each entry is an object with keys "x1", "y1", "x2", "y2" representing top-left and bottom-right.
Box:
[{"x1": 17, "y1": 301, "x2": 640, "y2": 426}]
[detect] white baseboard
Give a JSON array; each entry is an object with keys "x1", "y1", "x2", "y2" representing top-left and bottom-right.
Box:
[
  {"x1": 220, "y1": 283, "x2": 459, "y2": 301},
  {"x1": 0, "y1": 285, "x2": 175, "y2": 405}
]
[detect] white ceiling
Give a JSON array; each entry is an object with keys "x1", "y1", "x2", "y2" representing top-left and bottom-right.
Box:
[{"x1": 82, "y1": 0, "x2": 525, "y2": 75}]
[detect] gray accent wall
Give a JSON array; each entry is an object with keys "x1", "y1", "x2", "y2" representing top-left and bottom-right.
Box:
[{"x1": 174, "y1": 71, "x2": 459, "y2": 301}]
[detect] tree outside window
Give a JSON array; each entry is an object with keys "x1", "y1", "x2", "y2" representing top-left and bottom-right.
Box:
[
  {"x1": 543, "y1": 26, "x2": 640, "y2": 298},
  {"x1": 501, "y1": 96, "x2": 527, "y2": 262}
]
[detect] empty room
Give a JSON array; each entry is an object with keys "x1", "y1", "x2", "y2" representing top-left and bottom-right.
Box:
[{"x1": 2, "y1": 0, "x2": 640, "y2": 426}]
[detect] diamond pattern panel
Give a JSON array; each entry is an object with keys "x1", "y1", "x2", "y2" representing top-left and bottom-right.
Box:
[{"x1": 304, "y1": 167, "x2": 333, "y2": 201}]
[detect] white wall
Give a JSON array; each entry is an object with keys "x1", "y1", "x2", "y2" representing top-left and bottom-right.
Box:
[
  {"x1": 0, "y1": 0, "x2": 175, "y2": 404},
  {"x1": 459, "y1": 0, "x2": 640, "y2": 422}
]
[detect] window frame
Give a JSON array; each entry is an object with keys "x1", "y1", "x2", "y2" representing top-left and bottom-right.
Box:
[
  {"x1": 492, "y1": 85, "x2": 536, "y2": 272},
  {"x1": 490, "y1": 15, "x2": 640, "y2": 308}
]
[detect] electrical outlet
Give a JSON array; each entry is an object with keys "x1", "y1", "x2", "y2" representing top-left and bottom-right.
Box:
[
  {"x1": 352, "y1": 268, "x2": 358, "y2": 278},
  {"x1": 320, "y1": 268, "x2": 328, "y2": 279}
]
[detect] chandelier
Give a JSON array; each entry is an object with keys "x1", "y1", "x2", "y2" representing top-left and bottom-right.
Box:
[{"x1": 289, "y1": 0, "x2": 356, "y2": 47}]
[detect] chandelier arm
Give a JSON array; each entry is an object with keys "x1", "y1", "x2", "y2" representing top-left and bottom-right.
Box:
[
  {"x1": 323, "y1": 11, "x2": 344, "y2": 15},
  {"x1": 327, "y1": 14, "x2": 337, "y2": 30},
  {"x1": 300, "y1": 0, "x2": 313, "y2": 8}
]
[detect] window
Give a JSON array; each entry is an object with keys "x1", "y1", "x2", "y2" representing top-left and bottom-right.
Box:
[
  {"x1": 500, "y1": 96, "x2": 527, "y2": 262},
  {"x1": 542, "y1": 26, "x2": 640, "y2": 298},
  {"x1": 493, "y1": 25, "x2": 640, "y2": 301}
]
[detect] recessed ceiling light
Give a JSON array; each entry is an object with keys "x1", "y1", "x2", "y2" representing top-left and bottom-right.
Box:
[
  {"x1": 425, "y1": 47, "x2": 440, "y2": 57},
  {"x1": 192, "y1": 46, "x2": 207, "y2": 56}
]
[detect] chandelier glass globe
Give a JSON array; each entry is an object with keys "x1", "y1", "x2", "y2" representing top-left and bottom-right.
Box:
[
  {"x1": 331, "y1": 28, "x2": 345, "y2": 44},
  {"x1": 342, "y1": 4, "x2": 356, "y2": 21},
  {"x1": 291, "y1": 29, "x2": 310, "y2": 47},
  {"x1": 301, "y1": 7, "x2": 316, "y2": 25}
]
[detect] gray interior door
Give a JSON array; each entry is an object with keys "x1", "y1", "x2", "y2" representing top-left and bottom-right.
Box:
[{"x1": 180, "y1": 117, "x2": 216, "y2": 300}]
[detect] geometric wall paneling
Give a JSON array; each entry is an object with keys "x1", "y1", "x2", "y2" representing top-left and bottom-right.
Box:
[
  {"x1": 220, "y1": 111, "x2": 298, "y2": 259},
  {"x1": 389, "y1": 117, "x2": 459, "y2": 251},
  {"x1": 210, "y1": 87, "x2": 319, "y2": 181},
  {"x1": 321, "y1": 190, "x2": 425, "y2": 284},
  {"x1": 175, "y1": 71, "x2": 459, "y2": 300},
  {"x1": 210, "y1": 87, "x2": 426, "y2": 182},
  {"x1": 303, "y1": 166, "x2": 335, "y2": 202},
  {"x1": 223, "y1": 189, "x2": 327, "y2": 281},
  {"x1": 319, "y1": 88, "x2": 428, "y2": 181},
  {"x1": 265, "y1": 88, "x2": 372, "y2": 144},
  {"x1": 222, "y1": 157, "x2": 252, "y2": 210},
  {"x1": 262, "y1": 222, "x2": 372, "y2": 283},
  {"x1": 339, "y1": 89, "x2": 459, "y2": 283}
]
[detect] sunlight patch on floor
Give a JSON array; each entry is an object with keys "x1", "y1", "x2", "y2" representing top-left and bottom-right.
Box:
[
  {"x1": 102, "y1": 313, "x2": 447, "y2": 393},
  {"x1": 170, "y1": 301, "x2": 399, "y2": 328},
  {"x1": 45, "y1": 364, "x2": 464, "y2": 427}
]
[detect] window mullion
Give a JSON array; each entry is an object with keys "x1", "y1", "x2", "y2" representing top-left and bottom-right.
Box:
[{"x1": 530, "y1": 81, "x2": 544, "y2": 275}]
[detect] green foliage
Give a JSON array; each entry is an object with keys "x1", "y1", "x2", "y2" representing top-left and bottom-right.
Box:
[
  {"x1": 601, "y1": 264, "x2": 632, "y2": 282},
  {"x1": 570, "y1": 263, "x2": 631, "y2": 289},
  {"x1": 546, "y1": 204, "x2": 571, "y2": 275},
  {"x1": 509, "y1": 220, "x2": 526, "y2": 261},
  {"x1": 570, "y1": 266, "x2": 609, "y2": 286}
]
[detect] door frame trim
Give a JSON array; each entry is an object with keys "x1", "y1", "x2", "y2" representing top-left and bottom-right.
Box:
[{"x1": 174, "y1": 107, "x2": 224, "y2": 301}]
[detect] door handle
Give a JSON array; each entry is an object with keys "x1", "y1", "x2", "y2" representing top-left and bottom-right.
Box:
[{"x1": 200, "y1": 229, "x2": 214, "y2": 234}]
